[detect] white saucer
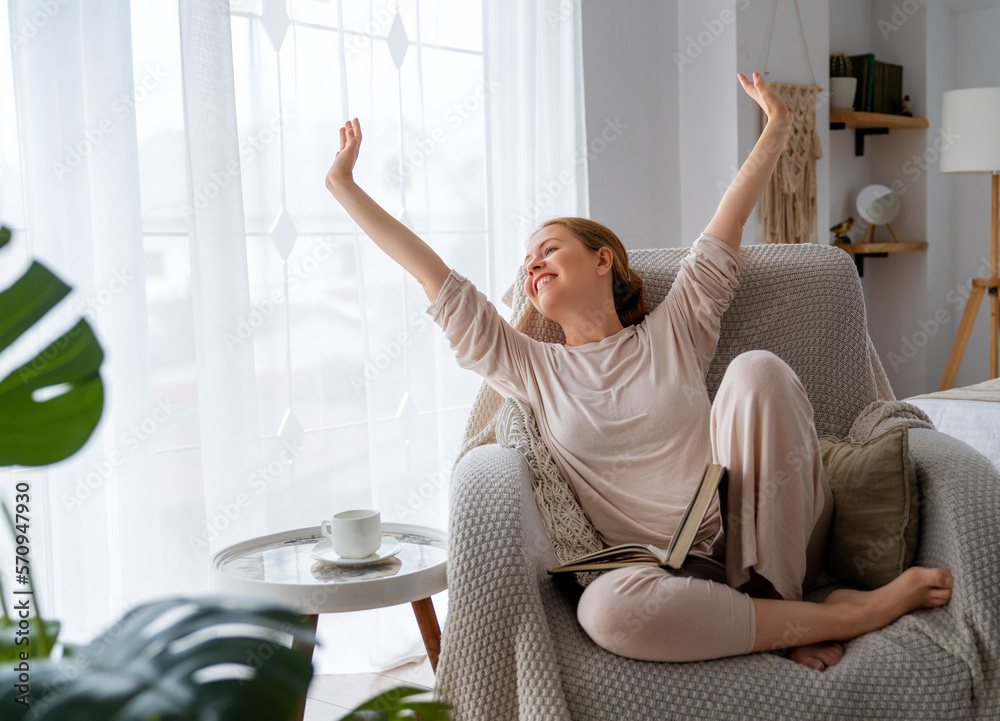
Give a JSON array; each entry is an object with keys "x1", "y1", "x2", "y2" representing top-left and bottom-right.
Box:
[{"x1": 309, "y1": 536, "x2": 402, "y2": 566}]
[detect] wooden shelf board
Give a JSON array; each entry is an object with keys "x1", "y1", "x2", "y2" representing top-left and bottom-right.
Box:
[
  {"x1": 829, "y1": 111, "x2": 929, "y2": 130},
  {"x1": 832, "y1": 240, "x2": 928, "y2": 255}
]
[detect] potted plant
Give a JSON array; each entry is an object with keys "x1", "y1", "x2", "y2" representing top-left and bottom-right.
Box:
[{"x1": 829, "y1": 53, "x2": 857, "y2": 111}]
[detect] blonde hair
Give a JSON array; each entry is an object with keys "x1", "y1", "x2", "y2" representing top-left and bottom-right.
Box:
[{"x1": 537, "y1": 217, "x2": 649, "y2": 327}]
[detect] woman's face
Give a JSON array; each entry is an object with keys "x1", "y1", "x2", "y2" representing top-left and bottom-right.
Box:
[{"x1": 523, "y1": 224, "x2": 612, "y2": 319}]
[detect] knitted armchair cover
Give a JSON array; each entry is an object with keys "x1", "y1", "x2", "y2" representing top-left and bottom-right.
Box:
[{"x1": 437, "y1": 243, "x2": 1000, "y2": 720}]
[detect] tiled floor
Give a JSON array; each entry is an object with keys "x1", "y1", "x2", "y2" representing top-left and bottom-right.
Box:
[{"x1": 303, "y1": 657, "x2": 436, "y2": 720}]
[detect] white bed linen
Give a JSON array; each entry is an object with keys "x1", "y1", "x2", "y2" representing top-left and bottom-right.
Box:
[{"x1": 907, "y1": 398, "x2": 1000, "y2": 472}]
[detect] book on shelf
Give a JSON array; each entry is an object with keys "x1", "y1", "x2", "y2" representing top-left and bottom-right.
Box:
[
  {"x1": 850, "y1": 53, "x2": 876, "y2": 112},
  {"x1": 549, "y1": 463, "x2": 728, "y2": 574},
  {"x1": 871, "y1": 60, "x2": 903, "y2": 114},
  {"x1": 873, "y1": 61, "x2": 885, "y2": 113},
  {"x1": 849, "y1": 54, "x2": 904, "y2": 115}
]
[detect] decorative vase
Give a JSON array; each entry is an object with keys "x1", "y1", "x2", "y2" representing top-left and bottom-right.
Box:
[{"x1": 830, "y1": 77, "x2": 858, "y2": 111}]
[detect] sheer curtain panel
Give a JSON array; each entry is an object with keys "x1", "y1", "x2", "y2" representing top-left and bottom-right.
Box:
[
  {"x1": 5, "y1": 0, "x2": 158, "y2": 645},
  {"x1": 483, "y1": 0, "x2": 589, "y2": 297},
  {"x1": 0, "y1": 0, "x2": 589, "y2": 675}
]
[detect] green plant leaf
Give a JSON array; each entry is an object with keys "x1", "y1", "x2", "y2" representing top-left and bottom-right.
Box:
[
  {"x1": 0, "y1": 262, "x2": 70, "y2": 352},
  {"x1": 83, "y1": 600, "x2": 313, "y2": 668},
  {"x1": 0, "y1": 319, "x2": 104, "y2": 466},
  {"x1": 0, "y1": 597, "x2": 316, "y2": 721},
  {"x1": 0, "y1": 659, "x2": 68, "y2": 720},
  {"x1": 352, "y1": 686, "x2": 430, "y2": 711},
  {"x1": 392, "y1": 701, "x2": 452, "y2": 716},
  {"x1": 0, "y1": 257, "x2": 104, "y2": 466},
  {"x1": 0, "y1": 616, "x2": 60, "y2": 664},
  {"x1": 0, "y1": 226, "x2": 10, "y2": 251},
  {"x1": 341, "y1": 686, "x2": 451, "y2": 721}
]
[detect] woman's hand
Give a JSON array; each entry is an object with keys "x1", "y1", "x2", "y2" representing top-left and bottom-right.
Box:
[
  {"x1": 702, "y1": 73, "x2": 795, "y2": 251},
  {"x1": 326, "y1": 118, "x2": 362, "y2": 194},
  {"x1": 322, "y1": 116, "x2": 450, "y2": 303},
  {"x1": 738, "y1": 72, "x2": 792, "y2": 129}
]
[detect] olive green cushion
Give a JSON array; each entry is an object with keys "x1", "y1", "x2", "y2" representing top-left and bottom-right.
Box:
[{"x1": 818, "y1": 426, "x2": 920, "y2": 589}]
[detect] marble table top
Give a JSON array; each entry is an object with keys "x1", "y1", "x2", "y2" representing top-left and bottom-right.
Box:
[{"x1": 210, "y1": 523, "x2": 448, "y2": 613}]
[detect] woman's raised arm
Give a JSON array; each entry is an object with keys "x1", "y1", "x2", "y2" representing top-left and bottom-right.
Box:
[
  {"x1": 325, "y1": 119, "x2": 451, "y2": 304},
  {"x1": 704, "y1": 72, "x2": 793, "y2": 252}
]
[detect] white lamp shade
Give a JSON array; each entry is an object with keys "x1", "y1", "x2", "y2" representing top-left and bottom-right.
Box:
[{"x1": 941, "y1": 87, "x2": 1000, "y2": 174}]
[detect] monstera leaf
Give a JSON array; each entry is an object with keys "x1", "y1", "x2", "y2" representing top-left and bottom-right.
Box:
[
  {"x1": 0, "y1": 597, "x2": 316, "y2": 721},
  {"x1": 0, "y1": 226, "x2": 104, "y2": 465},
  {"x1": 338, "y1": 686, "x2": 451, "y2": 720}
]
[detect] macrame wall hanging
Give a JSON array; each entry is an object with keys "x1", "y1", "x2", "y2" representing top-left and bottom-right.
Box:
[{"x1": 759, "y1": 0, "x2": 823, "y2": 244}]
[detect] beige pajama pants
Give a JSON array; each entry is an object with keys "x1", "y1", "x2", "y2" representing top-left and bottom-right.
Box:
[{"x1": 577, "y1": 351, "x2": 834, "y2": 662}]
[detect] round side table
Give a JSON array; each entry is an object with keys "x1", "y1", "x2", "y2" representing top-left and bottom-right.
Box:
[{"x1": 211, "y1": 522, "x2": 447, "y2": 675}]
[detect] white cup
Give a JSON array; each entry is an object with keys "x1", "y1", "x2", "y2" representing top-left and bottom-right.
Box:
[{"x1": 321, "y1": 509, "x2": 381, "y2": 559}]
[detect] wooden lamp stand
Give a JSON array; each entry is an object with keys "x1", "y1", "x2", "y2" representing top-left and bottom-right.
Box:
[
  {"x1": 861, "y1": 222, "x2": 900, "y2": 244},
  {"x1": 940, "y1": 173, "x2": 1000, "y2": 390}
]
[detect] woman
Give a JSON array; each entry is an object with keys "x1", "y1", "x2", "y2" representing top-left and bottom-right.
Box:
[{"x1": 325, "y1": 72, "x2": 952, "y2": 671}]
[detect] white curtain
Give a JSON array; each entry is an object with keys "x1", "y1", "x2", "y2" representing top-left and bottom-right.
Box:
[
  {"x1": 483, "y1": 0, "x2": 589, "y2": 299},
  {"x1": 4, "y1": 0, "x2": 159, "y2": 644},
  {"x1": 0, "y1": 0, "x2": 588, "y2": 675}
]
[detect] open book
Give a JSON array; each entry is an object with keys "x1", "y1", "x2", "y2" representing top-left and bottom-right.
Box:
[{"x1": 549, "y1": 462, "x2": 728, "y2": 574}]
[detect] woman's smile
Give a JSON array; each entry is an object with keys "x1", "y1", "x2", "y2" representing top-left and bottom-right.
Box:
[{"x1": 535, "y1": 273, "x2": 556, "y2": 292}]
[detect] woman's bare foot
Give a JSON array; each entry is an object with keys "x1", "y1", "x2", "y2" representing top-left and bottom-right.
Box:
[
  {"x1": 823, "y1": 567, "x2": 953, "y2": 638},
  {"x1": 788, "y1": 641, "x2": 844, "y2": 671},
  {"x1": 751, "y1": 567, "x2": 953, "y2": 655}
]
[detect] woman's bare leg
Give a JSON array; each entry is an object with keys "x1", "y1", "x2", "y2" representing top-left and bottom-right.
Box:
[
  {"x1": 710, "y1": 353, "x2": 954, "y2": 669},
  {"x1": 752, "y1": 567, "x2": 954, "y2": 655},
  {"x1": 741, "y1": 569, "x2": 845, "y2": 669}
]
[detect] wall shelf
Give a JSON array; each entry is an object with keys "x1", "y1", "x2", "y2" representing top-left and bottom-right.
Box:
[
  {"x1": 829, "y1": 111, "x2": 930, "y2": 156},
  {"x1": 832, "y1": 240, "x2": 928, "y2": 276},
  {"x1": 829, "y1": 111, "x2": 929, "y2": 129}
]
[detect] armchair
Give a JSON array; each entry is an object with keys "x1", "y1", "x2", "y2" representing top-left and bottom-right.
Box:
[{"x1": 436, "y1": 243, "x2": 1000, "y2": 720}]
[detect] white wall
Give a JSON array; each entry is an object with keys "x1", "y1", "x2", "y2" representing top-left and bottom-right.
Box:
[
  {"x1": 827, "y1": 0, "x2": 876, "y2": 269},
  {"x1": 736, "y1": 0, "x2": 830, "y2": 246},
  {"x1": 676, "y1": 0, "x2": 739, "y2": 247},
  {"x1": 924, "y1": 2, "x2": 958, "y2": 390},
  {"x1": 950, "y1": 5, "x2": 1000, "y2": 387},
  {"x1": 860, "y1": 0, "x2": 930, "y2": 398},
  {"x1": 581, "y1": 0, "x2": 681, "y2": 249},
  {"x1": 581, "y1": 0, "x2": 831, "y2": 252},
  {"x1": 579, "y1": 0, "x2": 1000, "y2": 394}
]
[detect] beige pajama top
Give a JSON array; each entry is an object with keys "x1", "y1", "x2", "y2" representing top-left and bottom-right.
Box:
[{"x1": 427, "y1": 233, "x2": 743, "y2": 550}]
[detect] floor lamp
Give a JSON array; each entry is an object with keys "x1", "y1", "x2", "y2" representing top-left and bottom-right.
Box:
[{"x1": 939, "y1": 87, "x2": 1000, "y2": 391}]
